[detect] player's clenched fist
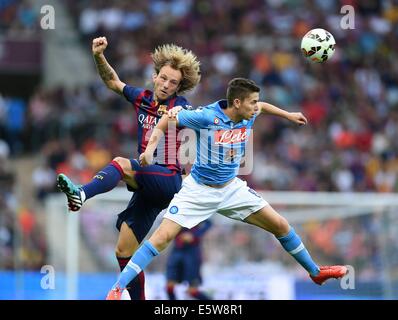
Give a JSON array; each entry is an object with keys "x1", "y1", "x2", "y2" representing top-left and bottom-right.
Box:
[{"x1": 92, "y1": 37, "x2": 108, "y2": 56}]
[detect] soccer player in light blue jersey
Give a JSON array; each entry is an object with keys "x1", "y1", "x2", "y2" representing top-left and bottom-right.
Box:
[{"x1": 106, "y1": 78, "x2": 347, "y2": 299}]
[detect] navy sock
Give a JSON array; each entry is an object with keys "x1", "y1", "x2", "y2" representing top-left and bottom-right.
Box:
[
  {"x1": 115, "y1": 241, "x2": 159, "y2": 289},
  {"x1": 277, "y1": 227, "x2": 320, "y2": 276},
  {"x1": 190, "y1": 289, "x2": 211, "y2": 300},
  {"x1": 82, "y1": 161, "x2": 123, "y2": 200},
  {"x1": 117, "y1": 257, "x2": 145, "y2": 300},
  {"x1": 166, "y1": 284, "x2": 176, "y2": 300},
  {"x1": 128, "y1": 272, "x2": 145, "y2": 300}
]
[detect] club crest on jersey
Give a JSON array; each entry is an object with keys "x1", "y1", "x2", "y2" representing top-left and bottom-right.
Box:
[
  {"x1": 157, "y1": 105, "x2": 167, "y2": 116},
  {"x1": 215, "y1": 128, "x2": 248, "y2": 145},
  {"x1": 169, "y1": 206, "x2": 179, "y2": 214},
  {"x1": 214, "y1": 118, "x2": 220, "y2": 125}
]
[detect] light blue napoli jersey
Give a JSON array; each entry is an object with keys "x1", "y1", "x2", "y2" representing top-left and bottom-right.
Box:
[{"x1": 177, "y1": 100, "x2": 258, "y2": 185}]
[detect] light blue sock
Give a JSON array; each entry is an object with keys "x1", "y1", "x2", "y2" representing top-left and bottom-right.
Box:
[
  {"x1": 114, "y1": 241, "x2": 159, "y2": 289},
  {"x1": 277, "y1": 228, "x2": 320, "y2": 276}
]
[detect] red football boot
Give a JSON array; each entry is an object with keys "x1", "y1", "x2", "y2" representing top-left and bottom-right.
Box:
[
  {"x1": 310, "y1": 265, "x2": 348, "y2": 285},
  {"x1": 106, "y1": 286, "x2": 124, "y2": 300}
]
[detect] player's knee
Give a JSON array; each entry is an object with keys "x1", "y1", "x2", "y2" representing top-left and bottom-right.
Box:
[
  {"x1": 112, "y1": 157, "x2": 131, "y2": 174},
  {"x1": 150, "y1": 230, "x2": 174, "y2": 252},
  {"x1": 115, "y1": 243, "x2": 136, "y2": 258},
  {"x1": 273, "y1": 216, "x2": 290, "y2": 237}
]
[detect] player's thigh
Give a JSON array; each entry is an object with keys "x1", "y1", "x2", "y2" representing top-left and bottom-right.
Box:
[
  {"x1": 217, "y1": 180, "x2": 267, "y2": 226},
  {"x1": 244, "y1": 205, "x2": 290, "y2": 237},
  {"x1": 130, "y1": 161, "x2": 182, "y2": 203},
  {"x1": 115, "y1": 222, "x2": 140, "y2": 257},
  {"x1": 163, "y1": 175, "x2": 219, "y2": 229}
]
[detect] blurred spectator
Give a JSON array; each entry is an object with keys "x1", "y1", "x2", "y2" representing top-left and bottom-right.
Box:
[{"x1": 31, "y1": 159, "x2": 56, "y2": 202}]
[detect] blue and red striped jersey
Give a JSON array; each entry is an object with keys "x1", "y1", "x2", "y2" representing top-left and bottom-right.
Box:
[{"x1": 123, "y1": 84, "x2": 191, "y2": 172}]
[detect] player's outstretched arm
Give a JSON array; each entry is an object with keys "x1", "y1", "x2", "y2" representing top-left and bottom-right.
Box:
[
  {"x1": 92, "y1": 37, "x2": 126, "y2": 95},
  {"x1": 139, "y1": 115, "x2": 179, "y2": 166},
  {"x1": 258, "y1": 102, "x2": 308, "y2": 126}
]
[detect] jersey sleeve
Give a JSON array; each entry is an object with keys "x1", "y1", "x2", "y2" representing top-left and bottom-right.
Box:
[
  {"x1": 123, "y1": 84, "x2": 144, "y2": 103},
  {"x1": 174, "y1": 96, "x2": 193, "y2": 110},
  {"x1": 176, "y1": 107, "x2": 209, "y2": 130}
]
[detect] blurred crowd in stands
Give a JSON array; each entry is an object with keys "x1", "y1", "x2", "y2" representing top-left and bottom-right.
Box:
[{"x1": 1, "y1": 0, "x2": 398, "y2": 283}]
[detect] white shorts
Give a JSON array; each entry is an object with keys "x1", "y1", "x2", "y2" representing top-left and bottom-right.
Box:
[{"x1": 164, "y1": 174, "x2": 268, "y2": 229}]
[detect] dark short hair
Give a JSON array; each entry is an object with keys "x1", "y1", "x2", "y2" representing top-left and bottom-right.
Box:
[{"x1": 227, "y1": 78, "x2": 260, "y2": 107}]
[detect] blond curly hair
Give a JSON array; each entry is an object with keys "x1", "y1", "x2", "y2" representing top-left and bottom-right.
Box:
[{"x1": 151, "y1": 44, "x2": 201, "y2": 94}]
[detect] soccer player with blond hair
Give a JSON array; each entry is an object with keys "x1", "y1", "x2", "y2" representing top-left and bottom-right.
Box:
[{"x1": 57, "y1": 37, "x2": 200, "y2": 300}]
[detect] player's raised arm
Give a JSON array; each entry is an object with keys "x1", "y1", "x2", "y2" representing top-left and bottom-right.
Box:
[
  {"x1": 92, "y1": 37, "x2": 126, "y2": 95},
  {"x1": 258, "y1": 101, "x2": 308, "y2": 125}
]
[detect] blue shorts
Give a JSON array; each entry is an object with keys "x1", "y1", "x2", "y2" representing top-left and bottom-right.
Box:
[
  {"x1": 116, "y1": 159, "x2": 182, "y2": 243},
  {"x1": 166, "y1": 246, "x2": 202, "y2": 286}
]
